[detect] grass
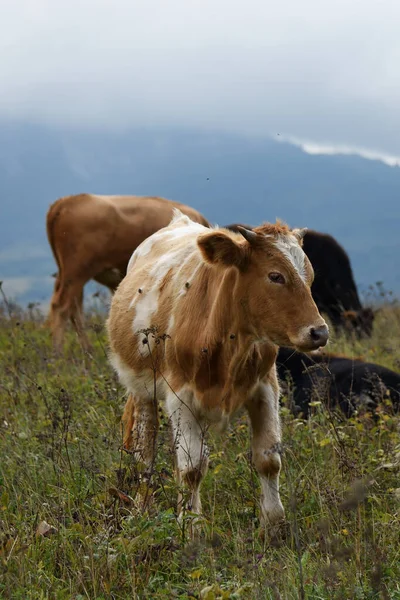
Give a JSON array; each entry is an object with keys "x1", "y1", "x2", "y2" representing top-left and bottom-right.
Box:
[{"x1": 0, "y1": 297, "x2": 400, "y2": 599}]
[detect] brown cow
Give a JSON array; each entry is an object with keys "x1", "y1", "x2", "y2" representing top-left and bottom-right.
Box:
[
  {"x1": 107, "y1": 210, "x2": 329, "y2": 535},
  {"x1": 46, "y1": 194, "x2": 209, "y2": 351}
]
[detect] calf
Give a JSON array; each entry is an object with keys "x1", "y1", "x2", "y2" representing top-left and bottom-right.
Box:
[
  {"x1": 277, "y1": 347, "x2": 400, "y2": 417},
  {"x1": 107, "y1": 210, "x2": 328, "y2": 532}
]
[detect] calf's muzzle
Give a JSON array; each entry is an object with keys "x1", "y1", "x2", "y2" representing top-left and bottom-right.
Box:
[
  {"x1": 307, "y1": 324, "x2": 329, "y2": 349},
  {"x1": 289, "y1": 322, "x2": 329, "y2": 352}
]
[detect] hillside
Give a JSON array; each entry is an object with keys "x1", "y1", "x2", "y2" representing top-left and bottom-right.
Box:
[
  {"x1": 1, "y1": 122, "x2": 400, "y2": 305},
  {"x1": 1, "y1": 304, "x2": 400, "y2": 598}
]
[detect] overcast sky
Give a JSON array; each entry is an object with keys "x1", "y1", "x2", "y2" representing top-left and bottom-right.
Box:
[{"x1": 2, "y1": 0, "x2": 400, "y2": 157}]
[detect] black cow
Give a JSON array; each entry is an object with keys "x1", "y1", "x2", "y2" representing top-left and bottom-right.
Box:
[
  {"x1": 277, "y1": 346, "x2": 400, "y2": 417},
  {"x1": 224, "y1": 224, "x2": 375, "y2": 337},
  {"x1": 301, "y1": 230, "x2": 375, "y2": 336}
]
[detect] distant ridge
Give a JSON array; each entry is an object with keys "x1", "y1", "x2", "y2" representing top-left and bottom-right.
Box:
[{"x1": 1, "y1": 123, "x2": 399, "y2": 304}]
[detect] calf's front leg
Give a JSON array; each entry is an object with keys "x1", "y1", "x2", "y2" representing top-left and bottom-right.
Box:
[
  {"x1": 246, "y1": 377, "x2": 285, "y2": 529},
  {"x1": 166, "y1": 390, "x2": 209, "y2": 528}
]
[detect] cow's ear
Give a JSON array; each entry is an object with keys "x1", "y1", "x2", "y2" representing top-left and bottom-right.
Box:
[
  {"x1": 197, "y1": 232, "x2": 246, "y2": 268},
  {"x1": 292, "y1": 228, "x2": 307, "y2": 245}
]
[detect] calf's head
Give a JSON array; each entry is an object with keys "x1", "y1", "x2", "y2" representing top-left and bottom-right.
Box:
[{"x1": 198, "y1": 221, "x2": 329, "y2": 352}]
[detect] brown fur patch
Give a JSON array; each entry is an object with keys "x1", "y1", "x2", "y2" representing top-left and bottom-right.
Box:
[
  {"x1": 253, "y1": 219, "x2": 291, "y2": 237},
  {"x1": 256, "y1": 453, "x2": 282, "y2": 478},
  {"x1": 183, "y1": 467, "x2": 206, "y2": 490}
]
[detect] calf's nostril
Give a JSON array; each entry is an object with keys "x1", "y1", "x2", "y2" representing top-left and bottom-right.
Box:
[
  {"x1": 310, "y1": 325, "x2": 329, "y2": 344},
  {"x1": 310, "y1": 327, "x2": 320, "y2": 341}
]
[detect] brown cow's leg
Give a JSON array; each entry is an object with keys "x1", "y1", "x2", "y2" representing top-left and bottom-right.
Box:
[
  {"x1": 166, "y1": 390, "x2": 208, "y2": 535},
  {"x1": 49, "y1": 278, "x2": 89, "y2": 352},
  {"x1": 43, "y1": 274, "x2": 60, "y2": 329},
  {"x1": 70, "y1": 287, "x2": 91, "y2": 352},
  {"x1": 49, "y1": 282, "x2": 70, "y2": 353},
  {"x1": 246, "y1": 376, "x2": 285, "y2": 532}
]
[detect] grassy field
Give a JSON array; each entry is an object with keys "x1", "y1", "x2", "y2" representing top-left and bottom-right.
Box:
[{"x1": 1, "y1": 294, "x2": 400, "y2": 599}]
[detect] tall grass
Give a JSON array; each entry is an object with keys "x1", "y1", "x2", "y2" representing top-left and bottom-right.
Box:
[{"x1": 0, "y1": 299, "x2": 399, "y2": 599}]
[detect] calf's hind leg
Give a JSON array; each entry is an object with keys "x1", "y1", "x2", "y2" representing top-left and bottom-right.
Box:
[{"x1": 121, "y1": 393, "x2": 159, "y2": 472}]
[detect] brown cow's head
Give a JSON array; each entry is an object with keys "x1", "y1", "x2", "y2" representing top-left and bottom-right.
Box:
[
  {"x1": 341, "y1": 307, "x2": 376, "y2": 337},
  {"x1": 198, "y1": 221, "x2": 329, "y2": 352}
]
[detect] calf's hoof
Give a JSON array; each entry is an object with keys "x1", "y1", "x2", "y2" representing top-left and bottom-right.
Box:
[
  {"x1": 259, "y1": 503, "x2": 286, "y2": 545},
  {"x1": 259, "y1": 517, "x2": 288, "y2": 547},
  {"x1": 178, "y1": 510, "x2": 204, "y2": 540}
]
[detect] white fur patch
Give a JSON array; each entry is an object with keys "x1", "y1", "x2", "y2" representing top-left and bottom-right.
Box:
[
  {"x1": 129, "y1": 216, "x2": 209, "y2": 335},
  {"x1": 274, "y1": 235, "x2": 306, "y2": 281},
  {"x1": 127, "y1": 237, "x2": 154, "y2": 271},
  {"x1": 170, "y1": 208, "x2": 192, "y2": 225},
  {"x1": 132, "y1": 286, "x2": 161, "y2": 332},
  {"x1": 109, "y1": 352, "x2": 160, "y2": 399},
  {"x1": 127, "y1": 216, "x2": 207, "y2": 273},
  {"x1": 167, "y1": 313, "x2": 175, "y2": 334},
  {"x1": 131, "y1": 248, "x2": 183, "y2": 332},
  {"x1": 166, "y1": 388, "x2": 208, "y2": 472},
  {"x1": 109, "y1": 353, "x2": 137, "y2": 391}
]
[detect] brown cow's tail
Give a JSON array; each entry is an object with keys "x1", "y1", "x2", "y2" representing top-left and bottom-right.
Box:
[
  {"x1": 46, "y1": 198, "x2": 64, "y2": 286},
  {"x1": 45, "y1": 198, "x2": 68, "y2": 330}
]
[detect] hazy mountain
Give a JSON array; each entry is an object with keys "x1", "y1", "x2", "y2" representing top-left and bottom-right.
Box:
[{"x1": 1, "y1": 121, "x2": 399, "y2": 307}]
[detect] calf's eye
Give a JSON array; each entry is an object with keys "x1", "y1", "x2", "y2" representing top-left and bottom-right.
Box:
[{"x1": 268, "y1": 272, "x2": 285, "y2": 284}]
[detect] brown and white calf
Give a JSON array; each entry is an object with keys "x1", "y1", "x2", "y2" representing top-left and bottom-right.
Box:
[{"x1": 107, "y1": 210, "x2": 329, "y2": 531}]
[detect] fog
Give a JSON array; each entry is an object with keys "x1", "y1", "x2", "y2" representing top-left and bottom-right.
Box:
[{"x1": 2, "y1": 0, "x2": 400, "y2": 155}]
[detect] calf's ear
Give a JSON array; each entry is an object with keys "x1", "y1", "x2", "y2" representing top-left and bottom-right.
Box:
[
  {"x1": 292, "y1": 228, "x2": 308, "y2": 245},
  {"x1": 198, "y1": 232, "x2": 246, "y2": 268}
]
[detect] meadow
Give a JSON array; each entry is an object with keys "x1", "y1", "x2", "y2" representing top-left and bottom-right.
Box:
[{"x1": 0, "y1": 287, "x2": 399, "y2": 599}]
